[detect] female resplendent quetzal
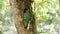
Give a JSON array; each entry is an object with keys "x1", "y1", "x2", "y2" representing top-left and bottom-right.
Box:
[{"x1": 24, "y1": 8, "x2": 31, "y2": 29}]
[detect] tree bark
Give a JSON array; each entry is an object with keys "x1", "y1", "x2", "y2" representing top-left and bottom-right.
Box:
[{"x1": 9, "y1": 0, "x2": 37, "y2": 34}]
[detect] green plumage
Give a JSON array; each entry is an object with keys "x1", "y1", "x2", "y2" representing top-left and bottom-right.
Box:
[
  {"x1": 24, "y1": 11, "x2": 30, "y2": 20},
  {"x1": 24, "y1": 10, "x2": 31, "y2": 29},
  {"x1": 24, "y1": 20, "x2": 28, "y2": 28}
]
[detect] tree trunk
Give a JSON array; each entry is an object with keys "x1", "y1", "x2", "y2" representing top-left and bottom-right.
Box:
[{"x1": 9, "y1": 0, "x2": 37, "y2": 34}]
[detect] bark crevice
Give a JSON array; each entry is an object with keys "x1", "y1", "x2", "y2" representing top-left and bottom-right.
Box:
[{"x1": 9, "y1": 0, "x2": 37, "y2": 34}]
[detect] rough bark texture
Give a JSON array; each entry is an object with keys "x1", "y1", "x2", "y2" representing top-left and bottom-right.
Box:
[{"x1": 9, "y1": 0, "x2": 37, "y2": 34}]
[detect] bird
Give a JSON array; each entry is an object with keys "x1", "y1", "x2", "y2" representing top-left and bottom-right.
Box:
[{"x1": 24, "y1": 8, "x2": 31, "y2": 29}]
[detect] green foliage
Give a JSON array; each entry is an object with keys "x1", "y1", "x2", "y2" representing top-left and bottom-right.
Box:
[
  {"x1": 0, "y1": 0, "x2": 12, "y2": 25},
  {"x1": 0, "y1": 0, "x2": 13, "y2": 34},
  {"x1": 0, "y1": 0, "x2": 59, "y2": 34},
  {"x1": 0, "y1": 30, "x2": 3, "y2": 34},
  {"x1": 33, "y1": 0, "x2": 59, "y2": 34}
]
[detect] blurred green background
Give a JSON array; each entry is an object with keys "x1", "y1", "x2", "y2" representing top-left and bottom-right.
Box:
[{"x1": 0, "y1": 0, "x2": 59, "y2": 34}]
